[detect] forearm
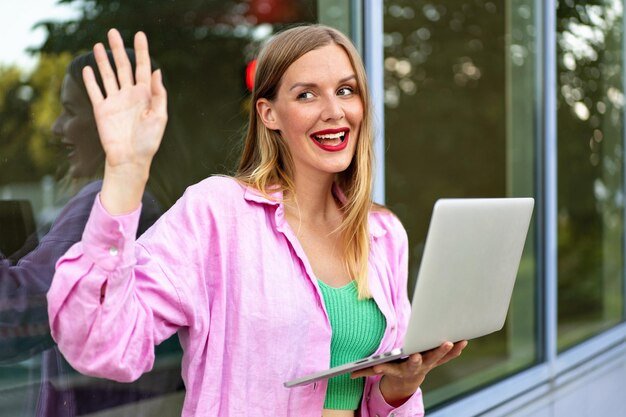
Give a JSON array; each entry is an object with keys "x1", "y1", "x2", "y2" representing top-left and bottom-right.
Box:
[
  {"x1": 101, "y1": 163, "x2": 150, "y2": 215},
  {"x1": 0, "y1": 242, "x2": 74, "y2": 362},
  {"x1": 50, "y1": 258, "x2": 156, "y2": 382},
  {"x1": 0, "y1": 259, "x2": 54, "y2": 362},
  {"x1": 48, "y1": 205, "x2": 158, "y2": 383},
  {"x1": 48, "y1": 198, "x2": 187, "y2": 382},
  {"x1": 379, "y1": 375, "x2": 421, "y2": 406}
]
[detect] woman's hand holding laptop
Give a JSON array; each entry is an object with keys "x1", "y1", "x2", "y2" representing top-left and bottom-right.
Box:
[{"x1": 350, "y1": 340, "x2": 468, "y2": 406}]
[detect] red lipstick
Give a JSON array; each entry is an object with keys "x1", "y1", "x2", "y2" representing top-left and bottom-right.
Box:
[{"x1": 310, "y1": 128, "x2": 350, "y2": 152}]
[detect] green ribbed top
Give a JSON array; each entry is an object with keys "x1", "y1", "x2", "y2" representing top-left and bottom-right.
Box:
[{"x1": 318, "y1": 279, "x2": 386, "y2": 410}]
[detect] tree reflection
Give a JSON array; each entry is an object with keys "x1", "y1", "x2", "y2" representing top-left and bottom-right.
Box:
[
  {"x1": 383, "y1": 0, "x2": 538, "y2": 408},
  {"x1": 557, "y1": 0, "x2": 624, "y2": 349},
  {"x1": 383, "y1": 1, "x2": 502, "y2": 109}
]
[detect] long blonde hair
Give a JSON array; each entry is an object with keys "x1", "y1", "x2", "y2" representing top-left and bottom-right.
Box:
[{"x1": 236, "y1": 24, "x2": 375, "y2": 298}]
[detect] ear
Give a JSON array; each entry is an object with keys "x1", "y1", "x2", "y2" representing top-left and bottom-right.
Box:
[{"x1": 256, "y1": 98, "x2": 280, "y2": 131}]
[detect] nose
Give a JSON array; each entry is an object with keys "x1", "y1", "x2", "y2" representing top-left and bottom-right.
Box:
[
  {"x1": 51, "y1": 114, "x2": 64, "y2": 136},
  {"x1": 320, "y1": 96, "x2": 344, "y2": 121}
]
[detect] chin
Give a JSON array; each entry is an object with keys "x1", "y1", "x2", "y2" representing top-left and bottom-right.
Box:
[{"x1": 327, "y1": 163, "x2": 353, "y2": 175}]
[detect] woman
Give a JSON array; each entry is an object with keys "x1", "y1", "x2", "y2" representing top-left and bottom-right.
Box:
[{"x1": 47, "y1": 25, "x2": 467, "y2": 416}]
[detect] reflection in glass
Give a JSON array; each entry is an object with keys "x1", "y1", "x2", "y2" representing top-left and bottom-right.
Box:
[
  {"x1": 383, "y1": 0, "x2": 537, "y2": 408},
  {"x1": 0, "y1": 47, "x2": 183, "y2": 417},
  {"x1": 0, "y1": 1, "x2": 318, "y2": 415},
  {"x1": 557, "y1": 1, "x2": 625, "y2": 351}
]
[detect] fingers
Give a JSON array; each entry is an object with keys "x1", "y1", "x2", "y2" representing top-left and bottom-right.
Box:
[
  {"x1": 421, "y1": 341, "x2": 466, "y2": 368},
  {"x1": 108, "y1": 29, "x2": 134, "y2": 88},
  {"x1": 350, "y1": 367, "x2": 379, "y2": 379},
  {"x1": 151, "y1": 69, "x2": 168, "y2": 116},
  {"x1": 350, "y1": 342, "x2": 468, "y2": 385},
  {"x1": 134, "y1": 31, "x2": 152, "y2": 87},
  {"x1": 422, "y1": 342, "x2": 454, "y2": 367},
  {"x1": 434, "y1": 340, "x2": 467, "y2": 367},
  {"x1": 93, "y1": 41, "x2": 119, "y2": 96},
  {"x1": 82, "y1": 66, "x2": 104, "y2": 105},
  {"x1": 92, "y1": 29, "x2": 155, "y2": 96}
]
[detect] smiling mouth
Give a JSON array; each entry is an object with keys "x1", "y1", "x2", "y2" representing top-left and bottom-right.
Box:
[
  {"x1": 61, "y1": 142, "x2": 76, "y2": 157},
  {"x1": 312, "y1": 131, "x2": 346, "y2": 146}
]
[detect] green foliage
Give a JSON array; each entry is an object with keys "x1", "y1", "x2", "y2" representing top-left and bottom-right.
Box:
[
  {"x1": 556, "y1": 1, "x2": 625, "y2": 325},
  {"x1": 0, "y1": 54, "x2": 70, "y2": 186},
  {"x1": 0, "y1": 66, "x2": 35, "y2": 184},
  {"x1": 29, "y1": 53, "x2": 72, "y2": 175}
]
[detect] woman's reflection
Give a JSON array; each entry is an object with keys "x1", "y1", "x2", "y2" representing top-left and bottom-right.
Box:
[
  {"x1": 0, "y1": 49, "x2": 183, "y2": 417},
  {"x1": 53, "y1": 55, "x2": 105, "y2": 181}
]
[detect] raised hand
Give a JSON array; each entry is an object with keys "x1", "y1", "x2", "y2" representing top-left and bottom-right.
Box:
[{"x1": 83, "y1": 29, "x2": 167, "y2": 214}]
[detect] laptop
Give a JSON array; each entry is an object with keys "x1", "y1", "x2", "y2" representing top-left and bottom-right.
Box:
[{"x1": 284, "y1": 197, "x2": 534, "y2": 388}]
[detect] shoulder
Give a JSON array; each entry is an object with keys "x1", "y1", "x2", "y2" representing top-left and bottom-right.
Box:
[
  {"x1": 177, "y1": 176, "x2": 247, "y2": 210},
  {"x1": 171, "y1": 175, "x2": 262, "y2": 220},
  {"x1": 144, "y1": 176, "x2": 250, "y2": 239},
  {"x1": 184, "y1": 175, "x2": 246, "y2": 201},
  {"x1": 74, "y1": 180, "x2": 103, "y2": 198},
  {"x1": 369, "y1": 205, "x2": 408, "y2": 243}
]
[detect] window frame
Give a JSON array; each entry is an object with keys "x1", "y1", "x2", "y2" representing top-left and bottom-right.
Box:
[{"x1": 367, "y1": 0, "x2": 626, "y2": 415}]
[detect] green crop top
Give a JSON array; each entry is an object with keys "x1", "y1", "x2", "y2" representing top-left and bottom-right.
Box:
[{"x1": 318, "y1": 279, "x2": 387, "y2": 410}]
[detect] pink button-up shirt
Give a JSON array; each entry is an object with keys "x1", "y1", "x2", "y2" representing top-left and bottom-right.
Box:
[{"x1": 48, "y1": 176, "x2": 424, "y2": 416}]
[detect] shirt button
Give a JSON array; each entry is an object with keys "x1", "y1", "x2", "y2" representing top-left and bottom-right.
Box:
[{"x1": 109, "y1": 246, "x2": 119, "y2": 256}]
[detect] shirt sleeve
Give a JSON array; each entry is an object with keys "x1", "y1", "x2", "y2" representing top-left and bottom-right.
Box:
[
  {"x1": 0, "y1": 182, "x2": 100, "y2": 363},
  {"x1": 365, "y1": 380, "x2": 424, "y2": 417},
  {"x1": 47, "y1": 194, "x2": 191, "y2": 383},
  {"x1": 362, "y1": 212, "x2": 425, "y2": 417}
]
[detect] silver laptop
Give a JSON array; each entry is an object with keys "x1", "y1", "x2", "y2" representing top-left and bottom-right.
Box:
[{"x1": 284, "y1": 197, "x2": 534, "y2": 388}]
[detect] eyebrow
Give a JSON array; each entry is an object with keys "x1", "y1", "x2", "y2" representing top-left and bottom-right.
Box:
[{"x1": 288, "y1": 74, "x2": 357, "y2": 91}]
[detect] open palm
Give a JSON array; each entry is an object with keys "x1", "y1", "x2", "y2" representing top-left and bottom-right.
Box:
[{"x1": 83, "y1": 29, "x2": 167, "y2": 174}]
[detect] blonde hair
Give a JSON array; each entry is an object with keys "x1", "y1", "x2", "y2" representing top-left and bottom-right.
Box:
[{"x1": 236, "y1": 24, "x2": 375, "y2": 298}]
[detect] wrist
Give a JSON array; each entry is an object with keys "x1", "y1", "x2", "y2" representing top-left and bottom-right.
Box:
[
  {"x1": 379, "y1": 375, "x2": 420, "y2": 407},
  {"x1": 104, "y1": 160, "x2": 151, "y2": 182},
  {"x1": 101, "y1": 164, "x2": 150, "y2": 215}
]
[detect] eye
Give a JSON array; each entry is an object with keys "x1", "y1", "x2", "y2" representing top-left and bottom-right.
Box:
[
  {"x1": 337, "y1": 86, "x2": 355, "y2": 96},
  {"x1": 62, "y1": 105, "x2": 75, "y2": 117},
  {"x1": 297, "y1": 91, "x2": 314, "y2": 100}
]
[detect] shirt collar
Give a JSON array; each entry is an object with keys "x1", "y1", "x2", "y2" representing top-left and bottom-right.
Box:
[
  {"x1": 242, "y1": 182, "x2": 386, "y2": 239},
  {"x1": 243, "y1": 184, "x2": 282, "y2": 206}
]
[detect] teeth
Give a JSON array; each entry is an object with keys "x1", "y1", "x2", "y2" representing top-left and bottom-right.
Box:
[{"x1": 315, "y1": 132, "x2": 345, "y2": 140}]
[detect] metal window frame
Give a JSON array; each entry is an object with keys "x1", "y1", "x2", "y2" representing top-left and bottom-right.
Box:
[{"x1": 362, "y1": 0, "x2": 386, "y2": 205}]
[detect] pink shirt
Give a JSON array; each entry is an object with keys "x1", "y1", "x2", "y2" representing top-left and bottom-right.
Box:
[{"x1": 48, "y1": 176, "x2": 424, "y2": 417}]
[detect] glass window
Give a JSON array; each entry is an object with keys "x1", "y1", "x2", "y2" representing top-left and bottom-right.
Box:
[
  {"x1": 0, "y1": 1, "x2": 321, "y2": 415},
  {"x1": 383, "y1": 0, "x2": 538, "y2": 408},
  {"x1": 556, "y1": 1, "x2": 625, "y2": 351}
]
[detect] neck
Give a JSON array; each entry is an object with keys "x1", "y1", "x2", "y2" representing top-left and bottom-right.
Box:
[{"x1": 285, "y1": 172, "x2": 339, "y2": 225}]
